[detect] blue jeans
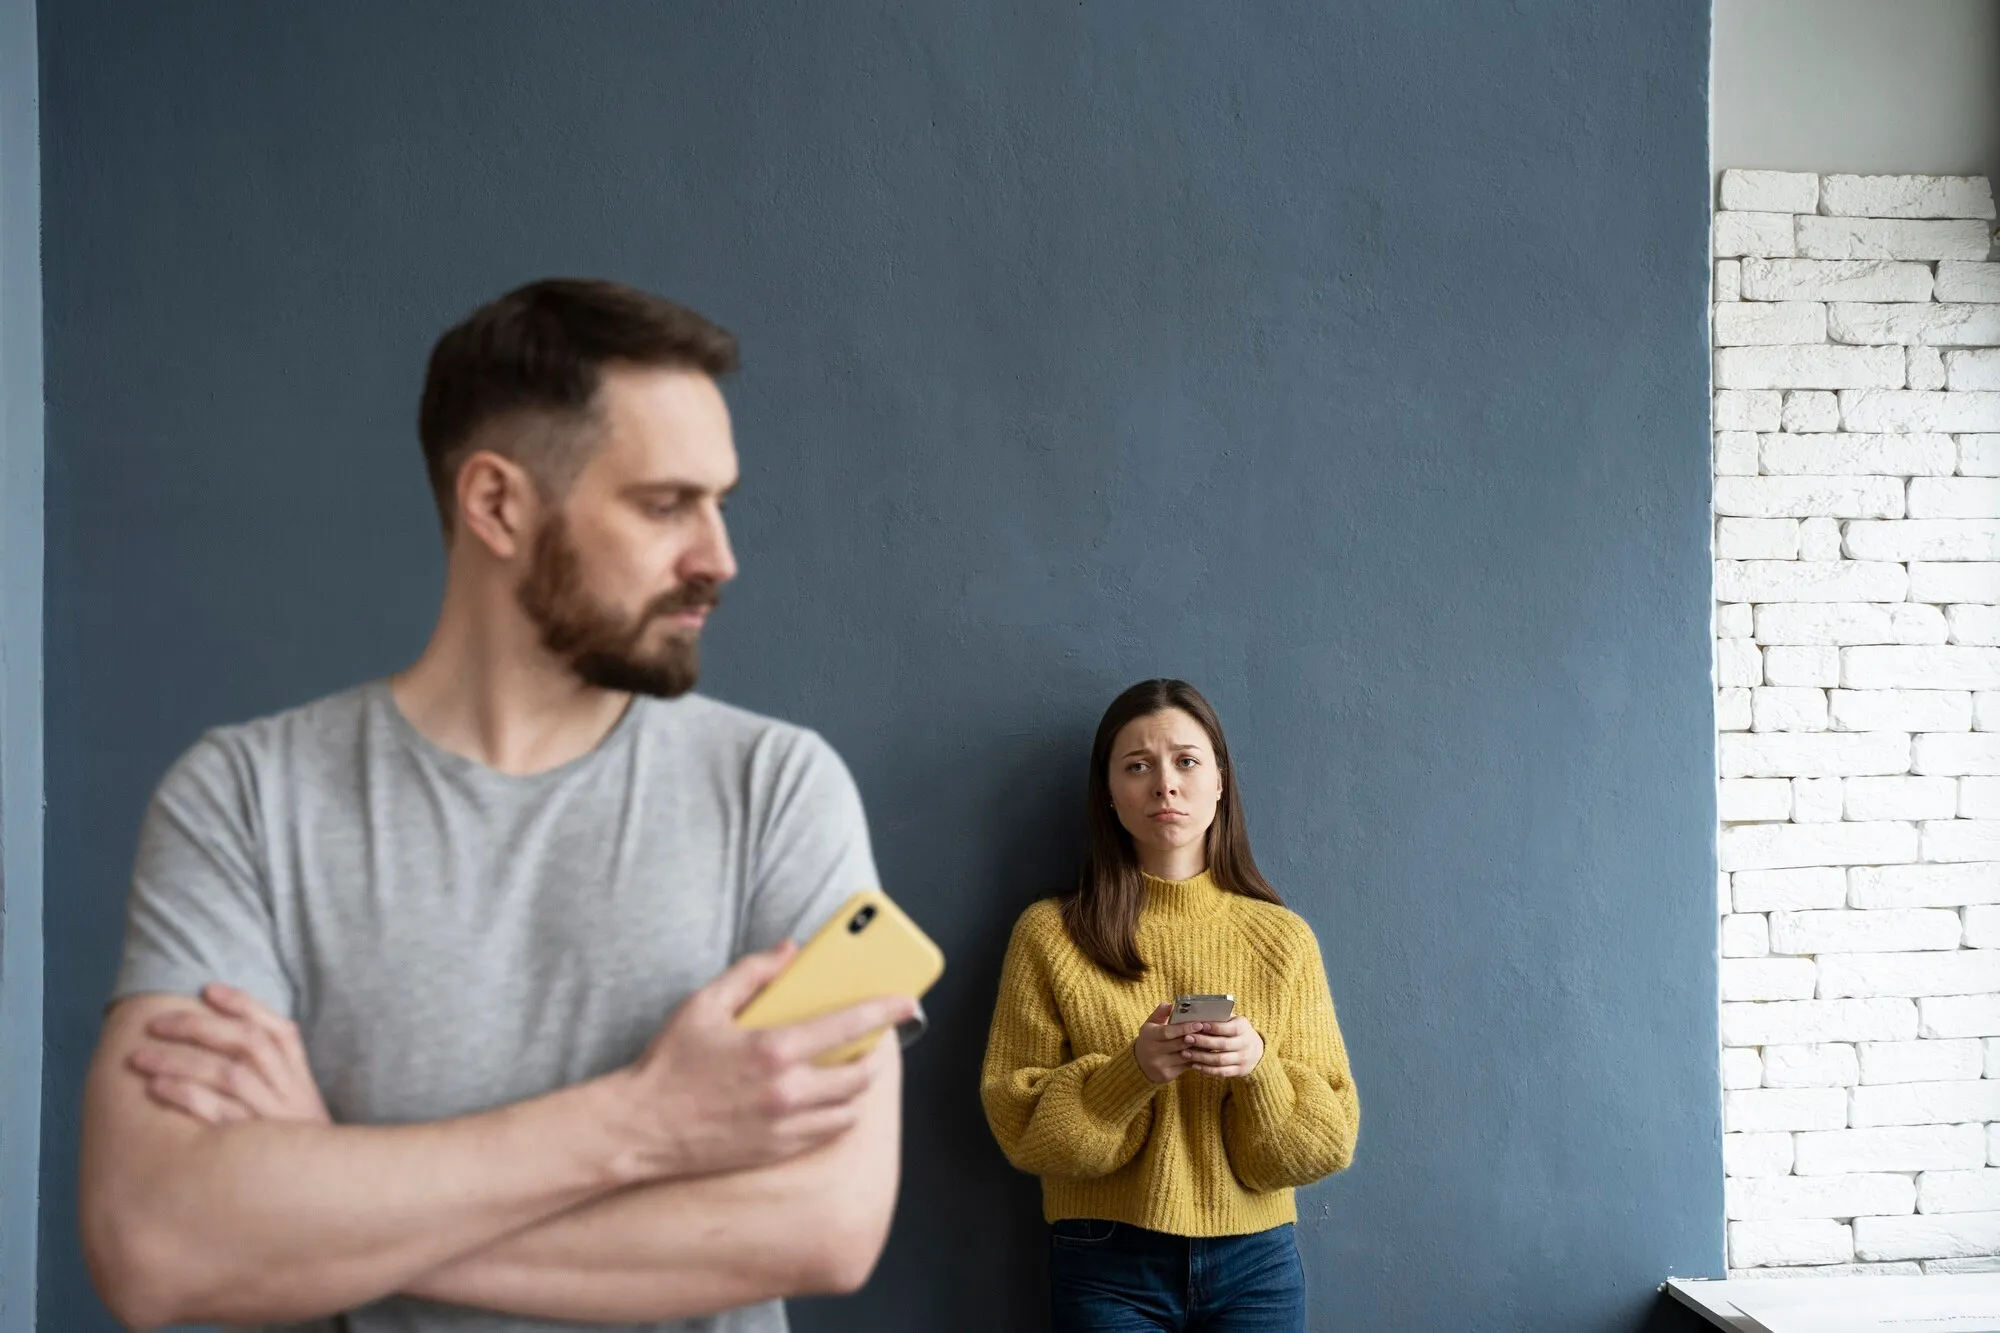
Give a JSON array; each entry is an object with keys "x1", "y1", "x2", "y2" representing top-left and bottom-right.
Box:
[{"x1": 1048, "y1": 1220, "x2": 1307, "y2": 1332}]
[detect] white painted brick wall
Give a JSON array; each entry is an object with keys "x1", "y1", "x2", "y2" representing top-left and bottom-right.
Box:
[
  {"x1": 1759, "y1": 434, "x2": 1955, "y2": 476},
  {"x1": 1721, "y1": 170, "x2": 1819, "y2": 215},
  {"x1": 1785, "y1": 391, "x2": 1842, "y2": 433},
  {"x1": 1712, "y1": 174, "x2": 2000, "y2": 1273},
  {"x1": 1761, "y1": 1043, "x2": 1859, "y2": 1088},
  {"x1": 1743, "y1": 261, "x2": 1932, "y2": 303},
  {"x1": 1858, "y1": 1039, "x2": 1983, "y2": 1084},
  {"x1": 1909, "y1": 564, "x2": 2000, "y2": 603}
]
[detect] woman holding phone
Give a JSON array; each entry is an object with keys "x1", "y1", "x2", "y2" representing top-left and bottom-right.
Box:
[{"x1": 981, "y1": 679, "x2": 1359, "y2": 1332}]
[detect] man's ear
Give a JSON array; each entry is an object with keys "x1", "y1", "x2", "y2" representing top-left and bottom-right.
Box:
[{"x1": 454, "y1": 450, "x2": 539, "y2": 559}]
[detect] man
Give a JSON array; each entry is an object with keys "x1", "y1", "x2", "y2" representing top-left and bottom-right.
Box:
[{"x1": 79, "y1": 279, "x2": 916, "y2": 1332}]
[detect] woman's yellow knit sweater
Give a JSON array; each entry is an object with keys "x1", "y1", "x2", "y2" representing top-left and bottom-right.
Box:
[{"x1": 980, "y1": 871, "x2": 1359, "y2": 1237}]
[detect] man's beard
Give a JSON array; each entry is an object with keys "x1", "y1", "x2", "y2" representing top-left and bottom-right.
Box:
[{"x1": 516, "y1": 515, "x2": 721, "y2": 699}]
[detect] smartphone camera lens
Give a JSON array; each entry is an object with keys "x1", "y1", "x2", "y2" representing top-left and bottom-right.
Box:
[{"x1": 848, "y1": 904, "x2": 877, "y2": 934}]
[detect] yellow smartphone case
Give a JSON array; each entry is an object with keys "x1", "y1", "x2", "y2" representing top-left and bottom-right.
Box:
[{"x1": 735, "y1": 889, "x2": 945, "y2": 1064}]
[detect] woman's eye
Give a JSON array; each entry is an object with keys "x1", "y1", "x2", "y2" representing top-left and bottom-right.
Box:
[{"x1": 1178, "y1": 756, "x2": 1198, "y2": 768}]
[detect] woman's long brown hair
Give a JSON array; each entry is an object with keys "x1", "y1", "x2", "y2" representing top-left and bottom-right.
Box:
[{"x1": 1060, "y1": 679, "x2": 1283, "y2": 980}]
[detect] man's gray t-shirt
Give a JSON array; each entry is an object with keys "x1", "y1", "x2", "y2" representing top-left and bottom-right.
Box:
[{"x1": 112, "y1": 681, "x2": 878, "y2": 1333}]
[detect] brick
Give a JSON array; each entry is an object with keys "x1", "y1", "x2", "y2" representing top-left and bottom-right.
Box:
[
  {"x1": 1949, "y1": 351, "x2": 2000, "y2": 393},
  {"x1": 1761, "y1": 1043, "x2": 1859, "y2": 1089},
  {"x1": 1716, "y1": 638, "x2": 1762, "y2": 688},
  {"x1": 1833, "y1": 692, "x2": 1972, "y2": 734},
  {"x1": 1922, "y1": 995, "x2": 2000, "y2": 1038},
  {"x1": 1929, "y1": 1257, "x2": 2000, "y2": 1273},
  {"x1": 1820, "y1": 952, "x2": 2000, "y2": 1000},
  {"x1": 1717, "y1": 346, "x2": 1905, "y2": 392},
  {"x1": 1851, "y1": 863, "x2": 2000, "y2": 908},
  {"x1": 1731, "y1": 1219, "x2": 1854, "y2": 1268},
  {"x1": 1856, "y1": 1212, "x2": 2000, "y2": 1262},
  {"x1": 1753, "y1": 688, "x2": 1828, "y2": 732},
  {"x1": 1767, "y1": 647, "x2": 1841, "y2": 687},
  {"x1": 1965, "y1": 438, "x2": 2000, "y2": 477},
  {"x1": 1989, "y1": 1039, "x2": 2000, "y2": 1077},
  {"x1": 1760, "y1": 605, "x2": 1944, "y2": 647},
  {"x1": 1858, "y1": 1039, "x2": 1983, "y2": 1084},
  {"x1": 1842, "y1": 392, "x2": 2000, "y2": 432},
  {"x1": 1784, "y1": 391, "x2": 1842, "y2": 433},
  {"x1": 1993, "y1": 1123, "x2": 2000, "y2": 1167},
  {"x1": 1819, "y1": 174, "x2": 1997, "y2": 220},
  {"x1": 1770, "y1": 908, "x2": 1958, "y2": 955},
  {"x1": 1797, "y1": 216, "x2": 1992, "y2": 261},
  {"x1": 1983, "y1": 693, "x2": 2000, "y2": 730},
  {"x1": 1937, "y1": 262, "x2": 2000, "y2": 303},
  {"x1": 1722, "y1": 821, "x2": 1917, "y2": 873},
  {"x1": 1722, "y1": 958, "x2": 1819, "y2": 1002},
  {"x1": 1844, "y1": 775, "x2": 1961, "y2": 821},
  {"x1": 1915, "y1": 733, "x2": 2000, "y2": 773},
  {"x1": 1726, "y1": 1131, "x2": 1795, "y2": 1177},
  {"x1": 1792, "y1": 777, "x2": 1843, "y2": 823},
  {"x1": 1720, "y1": 871, "x2": 1733, "y2": 915},
  {"x1": 1718, "y1": 687, "x2": 1752, "y2": 731},
  {"x1": 1848, "y1": 648, "x2": 2000, "y2": 690},
  {"x1": 1851, "y1": 1080, "x2": 2000, "y2": 1128},
  {"x1": 1925, "y1": 819, "x2": 2000, "y2": 862},
  {"x1": 1921, "y1": 1171, "x2": 2000, "y2": 1215},
  {"x1": 1716, "y1": 602, "x2": 1754, "y2": 638},
  {"x1": 1720, "y1": 778, "x2": 1792, "y2": 822},
  {"x1": 1910, "y1": 347, "x2": 1948, "y2": 392},
  {"x1": 1716, "y1": 259, "x2": 1742, "y2": 302},
  {"x1": 1714, "y1": 430, "x2": 1758, "y2": 476},
  {"x1": 1723, "y1": 1047, "x2": 1763, "y2": 1090},
  {"x1": 1760, "y1": 433, "x2": 1955, "y2": 476},
  {"x1": 1727, "y1": 1087, "x2": 1847, "y2": 1132},
  {"x1": 1728, "y1": 1173, "x2": 1913, "y2": 1222},
  {"x1": 1722, "y1": 170, "x2": 1818, "y2": 214},
  {"x1": 1721, "y1": 912, "x2": 1770, "y2": 957},
  {"x1": 1718, "y1": 733, "x2": 1909, "y2": 780},
  {"x1": 1911, "y1": 479, "x2": 2000, "y2": 519},
  {"x1": 1734, "y1": 1262, "x2": 1925, "y2": 1278},
  {"x1": 1715, "y1": 301, "x2": 1825, "y2": 346},
  {"x1": 1911, "y1": 564, "x2": 2000, "y2": 603},
  {"x1": 1744, "y1": 260, "x2": 1932, "y2": 303},
  {"x1": 1833, "y1": 303, "x2": 2000, "y2": 348},
  {"x1": 1800, "y1": 517, "x2": 1844, "y2": 559},
  {"x1": 1736, "y1": 867, "x2": 1847, "y2": 912},
  {"x1": 1968, "y1": 904, "x2": 2000, "y2": 948},
  {"x1": 1716, "y1": 518, "x2": 1799, "y2": 559},
  {"x1": 1717, "y1": 561, "x2": 1908, "y2": 603},
  {"x1": 1723, "y1": 999, "x2": 1916, "y2": 1047},
  {"x1": 1716, "y1": 476, "x2": 1903, "y2": 519},
  {"x1": 1964, "y1": 777, "x2": 2000, "y2": 818},
  {"x1": 1717, "y1": 390, "x2": 1783, "y2": 431},
  {"x1": 1952, "y1": 605, "x2": 2000, "y2": 645},
  {"x1": 1795, "y1": 1123, "x2": 1985, "y2": 1175},
  {"x1": 1716, "y1": 211, "x2": 1797, "y2": 259}
]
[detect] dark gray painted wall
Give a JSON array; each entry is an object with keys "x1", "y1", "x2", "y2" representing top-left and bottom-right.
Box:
[
  {"x1": 36, "y1": 3, "x2": 1719, "y2": 1329},
  {"x1": 0, "y1": 0, "x2": 43, "y2": 1326}
]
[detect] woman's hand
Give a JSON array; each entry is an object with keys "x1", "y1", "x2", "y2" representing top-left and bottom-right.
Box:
[
  {"x1": 1183, "y1": 1015, "x2": 1265, "y2": 1079},
  {"x1": 1133, "y1": 1002, "x2": 1203, "y2": 1084}
]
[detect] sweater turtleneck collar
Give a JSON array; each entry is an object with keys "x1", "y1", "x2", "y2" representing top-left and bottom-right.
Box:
[{"x1": 1141, "y1": 869, "x2": 1231, "y2": 920}]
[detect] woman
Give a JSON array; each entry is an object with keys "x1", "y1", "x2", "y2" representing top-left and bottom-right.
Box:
[{"x1": 981, "y1": 679, "x2": 1359, "y2": 1332}]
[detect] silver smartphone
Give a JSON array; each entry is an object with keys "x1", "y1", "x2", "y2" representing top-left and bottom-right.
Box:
[{"x1": 1173, "y1": 993, "x2": 1236, "y2": 1024}]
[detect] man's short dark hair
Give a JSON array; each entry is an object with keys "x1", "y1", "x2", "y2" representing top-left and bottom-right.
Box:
[{"x1": 418, "y1": 278, "x2": 739, "y2": 533}]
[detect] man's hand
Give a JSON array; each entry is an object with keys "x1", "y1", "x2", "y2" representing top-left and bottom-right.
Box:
[
  {"x1": 606, "y1": 941, "x2": 917, "y2": 1182},
  {"x1": 1184, "y1": 1015, "x2": 1265, "y2": 1079},
  {"x1": 128, "y1": 983, "x2": 330, "y2": 1125},
  {"x1": 1133, "y1": 1002, "x2": 1205, "y2": 1084}
]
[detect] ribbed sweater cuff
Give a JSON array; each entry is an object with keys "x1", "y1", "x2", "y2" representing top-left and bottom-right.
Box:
[
  {"x1": 1233, "y1": 1055, "x2": 1297, "y2": 1129},
  {"x1": 1079, "y1": 1045, "x2": 1161, "y2": 1124}
]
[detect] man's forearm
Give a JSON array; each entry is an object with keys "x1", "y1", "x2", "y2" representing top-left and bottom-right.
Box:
[
  {"x1": 406, "y1": 1043, "x2": 904, "y2": 1323},
  {"x1": 84, "y1": 1046, "x2": 640, "y2": 1328}
]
